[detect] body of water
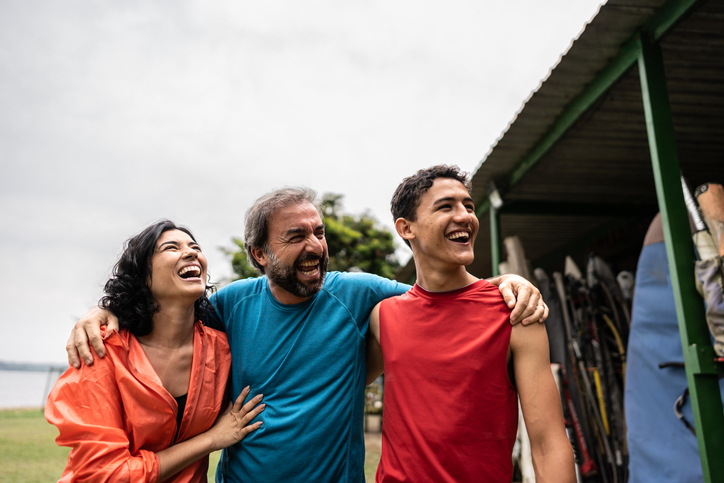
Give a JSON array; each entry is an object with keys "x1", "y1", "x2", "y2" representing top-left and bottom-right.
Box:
[{"x1": 0, "y1": 369, "x2": 65, "y2": 409}]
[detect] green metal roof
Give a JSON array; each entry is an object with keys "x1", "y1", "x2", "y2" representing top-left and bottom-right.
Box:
[{"x1": 456, "y1": 0, "x2": 723, "y2": 278}]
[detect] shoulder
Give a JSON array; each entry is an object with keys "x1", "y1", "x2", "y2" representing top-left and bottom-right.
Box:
[
  {"x1": 213, "y1": 276, "x2": 267, "y2": 301},
  {"x1": 379, "y1": 285, "x2": 415, "y2": 307},
  {"x1": 473, "y1": 279, "x2": 510, "y2": 307},
  {"x1": 323, "y1": 271, "x2": 409, "y2": 295},
  {"x1": 199, "y1": 323, "x2": 229, "y2": 348},
  {"x1": 55, "y1": 331, "x2": 128, "y2": 389}
]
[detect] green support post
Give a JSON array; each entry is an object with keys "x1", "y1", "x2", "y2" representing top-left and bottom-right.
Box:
[
  {"x1": 637, "y1": 31, "x2": 724, "y2": 482},
  {"x1": 490, "y1": 205, "x2": 500, "y2": 277}
]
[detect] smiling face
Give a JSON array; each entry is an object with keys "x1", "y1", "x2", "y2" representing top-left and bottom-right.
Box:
[
  {"x1": 399, "y1": 177, "x2": 479, "y2": 271},
  {"x1": 251, "y1": 201, "x2": 329, "y2": 303},
  {"x1": 148, "y1": 229, "x2": 208, "y2": 305}
]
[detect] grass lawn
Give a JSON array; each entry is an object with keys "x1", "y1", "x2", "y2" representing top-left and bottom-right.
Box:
[
  {"x1": 0, "y1": 408, "x2": 70, "y2": 483},
  {"x1": 2, "y1": 408, "x2": 381, "y2": 482}
]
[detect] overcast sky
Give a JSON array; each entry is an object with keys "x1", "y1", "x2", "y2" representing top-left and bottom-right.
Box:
[{"x1": 1, "y1": 0, "x2": 604, "y2": 364}]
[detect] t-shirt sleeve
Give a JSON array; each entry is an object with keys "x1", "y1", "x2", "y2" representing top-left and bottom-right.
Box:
[
  {"x1": 331, "y1": 272, "x2": 411, "y2": 334},
  {"x1": 204, "y1": 278, "x2": 262, "y2": 332},
  {"x1": 45, "y1": 361, "x2": 160, "y2": 482}
]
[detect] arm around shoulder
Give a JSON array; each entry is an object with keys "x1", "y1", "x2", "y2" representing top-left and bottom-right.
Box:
[
  {"x1": 488, "y1": 274, "x2": 549, "y2": 325},
  {"x1": 510, "y1": 322, "x2": 575, "y2": 483},
  {"x1": 65, "y1": 306, "x2": 119, "y2": 368}
]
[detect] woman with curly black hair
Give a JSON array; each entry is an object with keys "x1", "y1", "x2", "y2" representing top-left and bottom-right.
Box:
[{"x1": 46, "y1": 220, "x2": 265, "y2": 482}]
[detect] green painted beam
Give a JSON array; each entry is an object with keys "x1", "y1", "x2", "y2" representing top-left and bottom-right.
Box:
[
  {"x1": 642, "y1": 0, "x2": 703, "y2": 39},
  {"x1": 498, "y1": 200, "x2": 658, "y2": 217},
  {"x1": 508, "y1": 40, "x2": 639, "y2": 186},
  {"x1": 638, "y1": 31, "x2": 724, "y2": 482},
  {"x1": 498, "y1": 0, "x2": 703, "y2": 194},
  {"x1": 490, "y1": 205, "x2": 501, "y2": 277}
]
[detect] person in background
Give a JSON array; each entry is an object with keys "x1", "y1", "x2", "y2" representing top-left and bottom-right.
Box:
[{"x1": 46, "y1": 220, "x2": 265, "y2": 482}]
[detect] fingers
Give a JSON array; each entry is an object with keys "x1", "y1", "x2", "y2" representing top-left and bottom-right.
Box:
[
  {"x1": 499, "y1": 285, "x2": 517, "y2": 311},
  {"x1": 521, "y1": 302, "x2": 549, "y2": 326},
  {"x1": 74, "y1": 321, "x2": 103, "y2": 366},
  {"x1": 229, "y1": 387, "x2": 265, "y2": 424},
  {"x1": 519, "y1": 286, "x2": 545, "y2": 325},
  {"x1": 239, "y1": 399, "x2": 266, "y2": 427},
  {"x1": 66, "y1": 333, "x2": 81, "y2": 369},
  {"x1": 228, "y1": 390, "x2": 265, "y2": 441},
  {"x1": 89, "y1": 311, "x2": 118, "y2": 358},
  {"x1": 106, "y1": 313, "x2": 120, "y2": 332},
  {"x1": 237, "y1": 394, "x2": 265, "y2": 422},
  {"x1": 232, "y1": 386, "x2": 251, "y2": 412},
  {"x1": 67, "y1": 308, "x2": 118, "y2": 367},
  {"x1": 508, "y1": 284, "x2": 533, "y2": 324},
  {"x1": 240, "y1": 420, "x2": 264, "y2": 438}
]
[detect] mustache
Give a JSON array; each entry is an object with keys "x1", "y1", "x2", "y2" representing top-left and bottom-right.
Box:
[{"x1": 294, "y1": 252, "x2": 325, "y2": 265}]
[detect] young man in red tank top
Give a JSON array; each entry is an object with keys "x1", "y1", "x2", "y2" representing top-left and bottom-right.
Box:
[{"x1": 366, "y1": 165, "x2": 575, "y2": 482}]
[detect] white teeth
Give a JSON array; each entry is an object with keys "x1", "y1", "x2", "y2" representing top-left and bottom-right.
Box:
[
  {"x1": 179, "y1": 266, "x2": 201, "y2": 277},
  {"x1": 447, "y1": 232, "x2": 469, "y2": 240}
]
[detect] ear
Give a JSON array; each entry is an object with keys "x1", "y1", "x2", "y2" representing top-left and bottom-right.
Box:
[
  {"x1": 395, "y1": 218, "x2": 416, "y2": 242},
  {"x1": 250, "y1": 246, "x2": 269, "y2": 268}
]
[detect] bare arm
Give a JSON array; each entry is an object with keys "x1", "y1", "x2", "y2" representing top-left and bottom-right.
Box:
[
  {"x1": 487, "y1": 274, "x2": 549, "y2": 325},
  {"x1": 157, "y1": 388, "x2": 264, "y2": 481},
  {"x1": 65, "y1": 307, "x2": 119, "y2": 368},
  {"x1": 365, "y1": 303, "x2": 384, "y2": 385},
  {"x1": 510, "y1": 322, "x2": 575, "y2": 482}
]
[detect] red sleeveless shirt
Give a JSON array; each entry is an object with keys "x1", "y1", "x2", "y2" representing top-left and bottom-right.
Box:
[{"x1": 377, "y1": 280, "x2": 517, "y2": 482}]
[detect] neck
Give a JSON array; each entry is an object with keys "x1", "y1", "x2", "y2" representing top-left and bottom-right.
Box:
[
  {"x1": 413, "y1": 258, "x2": 478, "y2": 292},
  {"x1": 138, "y1": 302, "x2": 196, "y2": 349},
  {"x1": 267, "y1": 280, "x2": 314, "y2": 305}
]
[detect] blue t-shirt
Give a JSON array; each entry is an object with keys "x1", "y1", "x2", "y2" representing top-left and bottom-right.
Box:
[{"x1": 208, "y1": 271, "x2": 408, "y2": 483}]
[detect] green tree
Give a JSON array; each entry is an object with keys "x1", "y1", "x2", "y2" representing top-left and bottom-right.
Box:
[
  {"x1": 221, "y1": 238, "x2": 258, "y2": 281},
  {"x1": 224, "y1": 193, "x2": 400, "y2": 281},
  {"x1": 321, "y1": 193, "x2": 400, "y2": 279}
]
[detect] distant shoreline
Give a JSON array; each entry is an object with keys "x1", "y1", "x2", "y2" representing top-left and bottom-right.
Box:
[
  {"x1": 0, "y1": 406, "x2": 44, "y2": 411},
  {"x1": 0, "y1": 361, "x2": 66, "y2": 373}
]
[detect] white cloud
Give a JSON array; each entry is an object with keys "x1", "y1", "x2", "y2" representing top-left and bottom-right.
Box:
[{"x1": 0, "y1": 0, "x2": 604, "y2": 363}]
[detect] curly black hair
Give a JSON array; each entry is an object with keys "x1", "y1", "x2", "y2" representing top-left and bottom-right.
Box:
[
  {"x1": 99, "y1": 220, "x2": 214, "y2": 337},
  {"x1": 390, "y1": 165, "x2": 472, "y2": 247}
]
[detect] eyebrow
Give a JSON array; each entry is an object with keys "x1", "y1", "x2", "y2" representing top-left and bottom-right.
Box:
[
  {"x1": 284, "y1": 224, "x2": 325, "y2": 236},
  {"x1": 157, "y1": 240, "x2": 199, "y2": 249},
  {"x1": 432, "y1": 196, "x2": 474, "y2": 205}
]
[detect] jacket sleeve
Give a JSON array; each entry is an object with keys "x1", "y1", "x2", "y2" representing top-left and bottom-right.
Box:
[{"x1": 45, "y1": 360, "x2": 161, "y2": 482}]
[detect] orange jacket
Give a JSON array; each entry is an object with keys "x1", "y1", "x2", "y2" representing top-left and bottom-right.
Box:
[{"x1": 46, "y1": 322, "x2": 231, "y2": 482}]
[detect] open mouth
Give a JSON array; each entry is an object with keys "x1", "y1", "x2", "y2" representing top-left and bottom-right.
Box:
[
  {"x1": 297, "y1": 259, "x2": 320, "y2": 275},
  {"x1": 178, "y1": 265, "x2": 202, "y2": 279},
  {"x1": 446, "y1": 231, "x2": 471, "y2": 244}
]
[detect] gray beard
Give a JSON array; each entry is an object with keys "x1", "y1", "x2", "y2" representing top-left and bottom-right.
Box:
[{"x1": 264, "y1": 249, "x2": 328, "y2": 298}]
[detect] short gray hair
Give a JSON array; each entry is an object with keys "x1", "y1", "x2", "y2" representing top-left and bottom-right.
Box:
[{"x1": 244, "y1": 187, "x2": 321, "y2": 273}]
